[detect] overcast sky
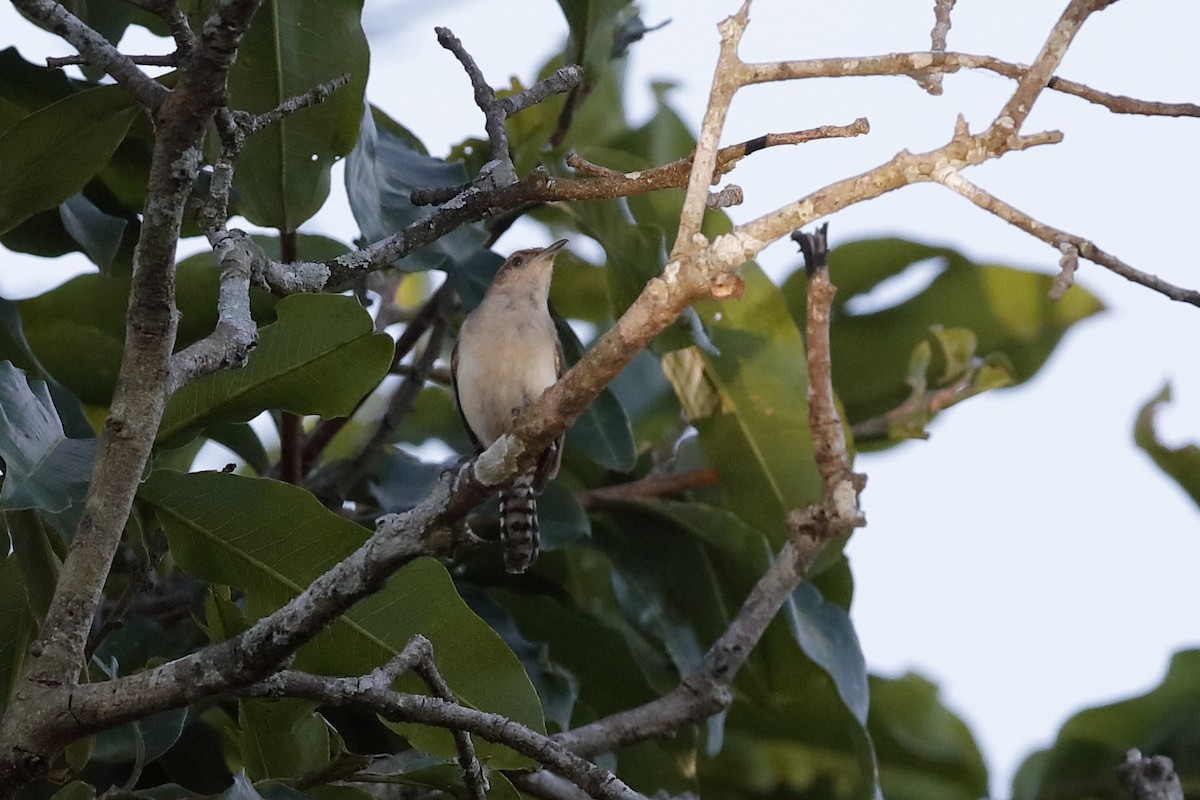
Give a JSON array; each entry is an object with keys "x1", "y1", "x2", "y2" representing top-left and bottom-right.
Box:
[{"x1": 3, "y1": 1, "x2": 1199, "y2": 795}]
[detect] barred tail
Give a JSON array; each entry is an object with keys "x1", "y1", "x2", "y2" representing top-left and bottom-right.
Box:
[{"x1": 499, "y1": 470, "x2": 540, "y2": 574}]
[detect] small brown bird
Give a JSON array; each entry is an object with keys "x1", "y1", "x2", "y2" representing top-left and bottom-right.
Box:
[{"x1": 451, "y1": 240, "x2": 568, "y2": 573}]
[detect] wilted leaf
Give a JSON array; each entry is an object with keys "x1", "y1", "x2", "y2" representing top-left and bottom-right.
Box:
[{"x1": 1134, "y1": 384, "x2": 1200, "y2": 508}]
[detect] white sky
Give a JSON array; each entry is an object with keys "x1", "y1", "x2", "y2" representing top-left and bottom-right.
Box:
[{"x1": 3, "y1": 1, "x2": 1199, "y2": 796}]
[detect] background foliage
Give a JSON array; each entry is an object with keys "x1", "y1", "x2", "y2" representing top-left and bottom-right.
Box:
[{"x1": 1, "y1": 2, "x2": 1196, "y2": 800}]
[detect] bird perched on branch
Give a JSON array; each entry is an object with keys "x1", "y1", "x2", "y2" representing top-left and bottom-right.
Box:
[{"x1": 451, "y1": 239, "x2": 568, "y2": 573}]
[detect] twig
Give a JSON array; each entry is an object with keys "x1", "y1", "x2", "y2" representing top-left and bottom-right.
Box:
[
  {"x1": 556, "y1": 227, "x2": 865, "y2": 758},
  {"x1": 1118, "y1": 749, "x2": 1183, "y2": 800},
  {"x1": 933, "y1": 170, "x2": 1200, "y2": 307},
  {"x1": 1050, "y1": 242, "x2": 1080, "y2": 301},
  {"x1": 46, "y1": 53, "x2": 178, "y2": 68},
  {"x1": 914, "y1": 0, "x2": 957, "y2": 94},
  {"x1": 739, "y1": 50, "x2": 1199, "y2": 118},
  {"x1": 243, "y1": 669, "x2": 645, "y2": 800},
  {"x1": 13, "y1": 0, "x2": 168, "y2": 111},
  {"x1": 574, "y1": 469, "x2": 721, "y2": 509},
  {"x1": 388, "y1": 637, "x2": 489, "y2": 800}
]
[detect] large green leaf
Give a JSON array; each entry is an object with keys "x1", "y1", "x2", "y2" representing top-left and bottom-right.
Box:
[
  {"x1": 0, "y1": 363, "x2": 97, "y2": 526},
  {"x1": 0, "y1": 47, "x2": 80, "y2": 130},
  {"x1": 0, "y1": 84, "x2": 138, "y2": 234},
  {"x1": 345, "y1": 106, "x2": 486, "y2": 272},
  {"x1": 140, "y1": 470, "x2": 545, "y2": 767},
  {"x1": 0, "y1": 551, "x2": 36, "y2": 715},
  {"x1": 869, "y1": 673, "x2": 988, "y2": 800},
  {"x1": 15, "y1": 246, "x2": 287, "y2": 407},
  {"x1": 230, "y1": 0, "x2": 369, "y2": 230},
  {"x1": 557, "y1": 318, "x2": 637, "y2": 472},
  {"x1": 781, "y1": 238, "x2": 1104, "y2": 428},
  {"x1": 0, "y1": 298, "x2": 90, "y2": 437},
  {"x1": 673, "y1": 263, "x2": 822, "y2": 545},
  {"x1": 158, "y1": 294, "x2": 393, "y2": 446},
  {"x1": 1012, "y1": 650, "x2": 1200, "y2": 800},
  {"x1": 236, "y1": 698, "x2": 331, "y2": 782},
  {"x1": 1134, "y1": 384, "x2": 1200, "y2": 508}
]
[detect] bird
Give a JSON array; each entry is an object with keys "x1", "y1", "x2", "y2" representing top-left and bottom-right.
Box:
[{"x1": 451, "y1": 239, "x2": 568, "y2": 573}]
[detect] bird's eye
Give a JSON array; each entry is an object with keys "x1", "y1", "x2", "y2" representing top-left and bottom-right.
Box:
[{"x1": 512, "y1": 257, "x2": 524, "y2": 267}]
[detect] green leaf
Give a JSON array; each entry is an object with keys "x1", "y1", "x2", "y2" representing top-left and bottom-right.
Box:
[
  {"x1": 0, "y1": 47, "x2": 79, "y2": 128},
  {"x1": 205, "y1": 422, "x2": 272, "y2": 475},
  {"x1": 0, "y1": 298, "x2": 91, "y2": 437},
  {"x1": 1012, "y1": 650, "x2": 1200, "y2": 800},
  {"x1": 674, "y1": 263, "x2": 822, "y2": 545},
  {"x1": 92, "y1": 707, "x2": 189, "y2": 770},
  {"x1": 869, "y1": 673, "x2": 988, "y2": 800},
  {"x1": 236, "y1": 699, "x2": 331, "y2": 781},
  {"x1": 48, "y1": 781, "x2": 96, "y2": 800},
  {"x1": 781, "y1": 238, "x2": 1104, "y2": 428},
  {"x1": 556, "y1": 0, "x2": 633, "y2": 78},
  {"x1": 140, "y1": 470, "x2": 545, "y2": 768},
  {"x1": 0, "y1": 84, "x2": 139, "y2": 234},
  {"x1": 0, "y1": 363, "x2": 97, "y2": 528},
  {"x1": 557, "y1": 318, "x2": 637, "y2": 472},
  {"x1": 58, "y1": 192, "x2": 127, "y2": 269},
  {"x1": 159, "y1": 294, "x2": 393, "y2": 446},
  {"x1": 345, "y1": 106, "x2": 486, "y2": 271},
  {"x1": 1134, "y1": 384, "x2": 1200, "y2": 508},
  {"x1": 5, "y1": 509, "x2": 61, "y2": 619},
  {"x1": 230, "y1": 0, "x2": 369, "y2": 230},
  {"x1": 0, "y1": 551, "x2": 36, "y2": 715}
]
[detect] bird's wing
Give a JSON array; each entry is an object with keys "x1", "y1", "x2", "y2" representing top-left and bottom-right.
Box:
[{"x1": 450, "y1": 337, "x2": 484, "y2": 453}]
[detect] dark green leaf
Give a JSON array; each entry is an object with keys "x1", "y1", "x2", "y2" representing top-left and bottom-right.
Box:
[
  {"x1": 0, "y1": 47, "x2": 79, "y2": 126},
  {"x1": 1134, "y1": 384, "x2": 1200, "y2": 508},
  {"x1": 556, "y1": 0, "x2": 633, "y2": 77},
  {"x1": 5, "y1": 509, "x2": 61, "y2": 619},
  {"x1": 0, "y1": 298, "x2": 91, "y2": 437},
  {"x1": 1012, "y1": 650, "x2": 1200, "y2": 800},
  {"x1": 230, "y1": 0, "x2": 369, "y2": 230},
  {"x1": 205, "y1": 422, "x2": 272, "y2": 475},
  {"x1": 48, "y1": 781, "x2": 96, "y2": 800},
  {"x1": 236, "y1": 699, "x2": 331, "y2": 781},
  {"x1": 0, "y1": 85, "x2": 139, "y2": 234},
  {"x1": 557, "y1": 318, "x2": 637, "y2": 472},
  {"x1": 0, "y1": 551, "x2": 36, "y2": 715},
  {"x1": 140, "y1": 470, "x2": 545, "y2": 768},
  {"x1": 159, "y1": 294, "x2": 393, "y2": 446},
  {"x1": 869, "y1": 673, "x2": 988, "y2": 800},
  {"x1": 92, "y1": 707, "x2": 188, "y2": 769},
  {"x1": 0, "y1": 363, "x2": 97, "y2": 526},
  {"x1": 58, "y1": 192, "x2": 127, "y2": 269},
  {"x1": 345, "y1": 106, "x2": 486, "y2": 271}
]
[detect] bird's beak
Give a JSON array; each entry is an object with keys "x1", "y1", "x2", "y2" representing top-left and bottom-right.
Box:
[{"x1": 541, "y1": 239, "x2": 569, "y2": 258}]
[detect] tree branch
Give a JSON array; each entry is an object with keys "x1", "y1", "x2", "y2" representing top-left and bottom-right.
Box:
[
  {"x1": 12, "y1": 0, "x2": 168, "y2": 111},
  {"x1": 242, "y1": 668, "x2": 646, "y2": 800},
  {"x1": 933, "y1": 170, "x2": 1200, "y2": 307}
]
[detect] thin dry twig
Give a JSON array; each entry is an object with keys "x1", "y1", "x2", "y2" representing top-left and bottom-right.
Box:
[
  {"x1": 934, "y1": 169, "x2": 1200, "y2": 307},
  {"x1": 914, "y1": 0, "x2": 957, "y2": 94},
  {"x1": 574, "y1": 469, "x2": 721, "y2": 509}
]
